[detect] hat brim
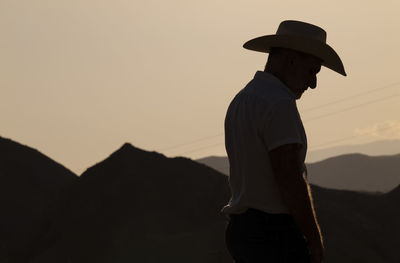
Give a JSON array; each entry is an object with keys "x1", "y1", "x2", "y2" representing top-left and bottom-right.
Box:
[{"x1": 243, "y1": 35, "x2": 346, "y2": 76}]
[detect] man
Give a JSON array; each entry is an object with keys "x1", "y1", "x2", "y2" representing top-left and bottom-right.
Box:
[{"x1": 222, "y1": 20, "x2": 346, "y2": 263}]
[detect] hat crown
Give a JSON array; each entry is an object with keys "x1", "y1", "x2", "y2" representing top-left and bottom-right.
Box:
[{"x1": 276, "y1": 20, "x2": 327, "y2": 43}]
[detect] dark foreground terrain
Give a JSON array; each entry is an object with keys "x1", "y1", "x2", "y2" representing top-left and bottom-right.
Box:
[{"x1": 1, "y1": 136, "x2": 399, "y2": 263}]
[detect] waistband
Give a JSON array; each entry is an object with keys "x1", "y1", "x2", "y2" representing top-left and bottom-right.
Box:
[{"x1": 229, "y1": 208, "x2": 295, "y2": 225}]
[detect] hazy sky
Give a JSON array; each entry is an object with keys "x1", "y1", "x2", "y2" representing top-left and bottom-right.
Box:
[{"x1": 1, "y1": 0, "x2": 400, "y2": 175}]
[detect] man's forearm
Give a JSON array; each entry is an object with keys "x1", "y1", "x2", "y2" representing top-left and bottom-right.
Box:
[{"x1": 276, "y1": 172, "x2": 322, "y2": 244}]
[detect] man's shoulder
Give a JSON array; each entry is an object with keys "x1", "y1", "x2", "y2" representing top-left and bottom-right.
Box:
[{"x1": 229, "y1": 82, "x2": 266, "y2": 108}]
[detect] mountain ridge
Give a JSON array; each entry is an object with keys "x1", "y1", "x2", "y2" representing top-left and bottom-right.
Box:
[
  {"x1": 1, "y1": 136, "x2": 399, "y2": 262},
  {"x1": 307, "y1": 139, "x2": 400, "y2": 163},
  {"x1": 0, "y1": 136, "x2": 78, "y2": 262},
  {"x1": 31, "y1": 142, "x2": 232, "y2": 262},
  {"x1": 197, "y1": 153, "x2": 400, "y2": 193}
]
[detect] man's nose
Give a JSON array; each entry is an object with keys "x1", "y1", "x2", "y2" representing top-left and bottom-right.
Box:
[{"x1": 309, "y1": 75, "x2": 317, "y2": 89}]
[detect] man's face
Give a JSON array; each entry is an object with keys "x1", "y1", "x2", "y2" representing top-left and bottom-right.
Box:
[{"x1": 286, "y1": 53, "x2": 322, "y2": 99}]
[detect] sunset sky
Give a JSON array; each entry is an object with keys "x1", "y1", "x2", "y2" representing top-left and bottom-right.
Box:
[{"x1": 1, "y1": 0, "x2": 400, "y2": 175}]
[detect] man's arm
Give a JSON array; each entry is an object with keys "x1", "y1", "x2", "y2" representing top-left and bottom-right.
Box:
[{"x1": 269, "y1": 144, "x2": 324, "y2": 262}]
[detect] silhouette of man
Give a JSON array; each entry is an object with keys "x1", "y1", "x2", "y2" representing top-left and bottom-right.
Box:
[{"x1": 222, "y1": 20, "x2": 346, "y2": 263}]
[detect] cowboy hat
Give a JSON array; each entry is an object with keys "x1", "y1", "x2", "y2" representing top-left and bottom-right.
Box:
[{"x1": 243, "y1": 20, "x2": 347, "y2": 76}]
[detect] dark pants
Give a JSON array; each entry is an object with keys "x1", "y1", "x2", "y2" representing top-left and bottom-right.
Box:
[{"x1": 225, "y1": 208, "x2": 311, "y2": 263}]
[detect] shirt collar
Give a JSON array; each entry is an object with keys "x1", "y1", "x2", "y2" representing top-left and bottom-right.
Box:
[{"x1": 254, "y1": 71, "x2": 296, "y2": 99}]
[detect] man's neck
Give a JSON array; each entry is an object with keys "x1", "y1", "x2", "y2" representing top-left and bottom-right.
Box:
[{"x1": 264, "y1": 68, "x2": 287, "y2": 88}]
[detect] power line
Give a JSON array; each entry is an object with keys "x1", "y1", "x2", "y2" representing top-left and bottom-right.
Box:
[
  {"x1": 178, "y1": 142, "x2": 224, "y2": 155},
  {"x1": 172, "y1": 94, "x2": 399, "y2": 155},
  {"x1": 182, "y1": 121, "x2": 400, "y2": 157},
  {"x1": 304, "y1": 94, "x2": 399, "y2": 122},
  {"x1": 161, "y1": 83, "x2": 399, "y2": 155},
  {"x1": 302, "y1": 82, "x2": 400, "y2": 112},
  {"x1": 308, "y1": 124, "x2": 398, "y2": 151}
]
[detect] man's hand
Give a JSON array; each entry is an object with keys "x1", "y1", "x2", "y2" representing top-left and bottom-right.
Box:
[
  {"x1": 309, "y1": 238, "x2": 325, "y2": 263},
  {"x1": 269, "y1": 143, "x2": 324, "y2": 262}
]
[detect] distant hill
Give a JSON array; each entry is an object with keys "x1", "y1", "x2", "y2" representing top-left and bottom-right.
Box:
[
  {"x1": 196, "y1": 139, "x2": 400, "y2": 178},
  {"x1": 31, "y1": 143, "x2": 232, "y2": 263},
  {"x1": 196, "y1": 156, "x2": 229, "y2": 175},
  {"x1": 0, "y1": 136, "x2": 78, "y2": 263},
  {"x1": 196, "y1": 153, "x2": 400, "y2": 193},
  {"x1": 306, "y1": 139, "x2": 400, "y2": 163},
  {"x1": 307, "y1": 153, "x2": 400, "y2": 193},
  {"x1": 387, "y1": 184, "x2": 400, "y2": 200}
]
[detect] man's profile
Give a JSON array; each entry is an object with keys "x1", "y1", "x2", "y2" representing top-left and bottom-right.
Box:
[{"x1": 222, "y1": 20, "x2": 346, "y2": 263}]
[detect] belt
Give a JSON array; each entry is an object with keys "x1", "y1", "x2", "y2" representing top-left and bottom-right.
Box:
[{"x1": 229, "y1": 208, "x2": 295, "y2": 225}]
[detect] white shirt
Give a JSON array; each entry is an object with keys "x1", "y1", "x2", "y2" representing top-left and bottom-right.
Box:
[{"x1": 221, "y1": 71, "x2": 307, "y2": 215}]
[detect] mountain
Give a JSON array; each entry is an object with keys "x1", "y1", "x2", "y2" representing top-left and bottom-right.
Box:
[
  {"x1": 306, "y1": 139, "x2": 400, "y2": 163},
  {"x1": 31, "y1": 143, "x2": 231, "y2": 263},
  {"x1": 196, "y1": 154, "x2": 400, "y2": 193},
  {"x1": 196, "y1": 139, "x2": 400, "y2": 178},
  {"x1": 196, "y1": 156, "x2": 229, "y2": 176},
  {"x1": 2, "y1": 138, "x2": 397, "y2": 262},
  {"x1": 387, "y1": 184, "x2": 400, "y2": 201},
  {"x1": 307, "y1": 153, "x2": 400, "y2": 193},
  {"x1": 29, "y1": 143, "x2": 400, "y2": 263},
  {"x1": 0, "y1": 136, "x2": 78, "y2": 263}
]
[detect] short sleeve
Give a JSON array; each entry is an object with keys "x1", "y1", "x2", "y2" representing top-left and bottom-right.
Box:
[{"x1": 262, "y1": 99, "x2": 304, "y2": 151}]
